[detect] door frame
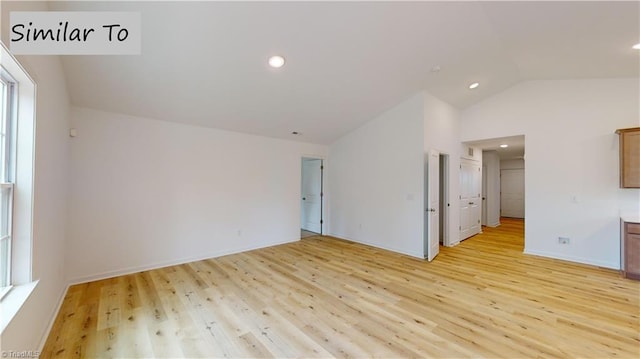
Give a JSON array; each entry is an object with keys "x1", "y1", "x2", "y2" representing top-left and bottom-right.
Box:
[{"x1": 301, "y1": 156, "x2": 325, "y2": 235}]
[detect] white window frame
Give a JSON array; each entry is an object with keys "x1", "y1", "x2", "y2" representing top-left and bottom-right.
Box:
[
  {"x1": 0, "y1": 42, "x2": 36, "y2": 323},
  {"x1": 0, "y1": 69, "x2": 17, "y2": 297},
  {"x1": 0, "y1": 184, "x2": 13, "y2": 298}
]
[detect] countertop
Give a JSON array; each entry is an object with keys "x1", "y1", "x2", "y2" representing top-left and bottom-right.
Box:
[{"x1": 621, "y1": 215, "x2": 640, "y2": 224}]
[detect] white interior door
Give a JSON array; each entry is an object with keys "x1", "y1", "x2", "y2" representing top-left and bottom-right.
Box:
[
  {"x1": 425, "y1": 150, "x2": 440, "y2": 261},
  {"x1": 501, "y1": 168, "x2": 525, "y2": 218},
  {"x1": 438, "y1": 154, "x2": 449, "y2": 246},
  {"x1": 460, "y1": 159, "x2": 481, "y2": 241},
  {"x1": 481, "y1": 164, "x2": 487, "y2": 226},
  {"x1": 301, "y1": 159, "x2": 322, "y2": 233}
]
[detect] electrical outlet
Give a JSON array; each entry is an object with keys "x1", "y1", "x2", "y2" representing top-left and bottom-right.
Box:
[{"x1": 558, "y1": 237, "x2": 570, "y2": 245}]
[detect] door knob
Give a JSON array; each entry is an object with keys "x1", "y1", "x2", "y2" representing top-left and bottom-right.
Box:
[
  {"x1": 302, "y1": 197, "x2": 306, "y2": 200},
  {"x1": 469, "y1": 202, "x2": 474, "y2": 205}
]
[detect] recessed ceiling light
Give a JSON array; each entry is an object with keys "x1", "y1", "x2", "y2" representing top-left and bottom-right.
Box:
[
  {"x1": 469, "y1": 82, "x2": 480, "y2": 89},
  {"x1": 430, "y1": 65, "x2": 441, "y2": 73},
  {"x1": 268, "y1": 55, "x2": 285, "y2": 68},
  {"x1": 500, "y1": 144, "x2": 508, "y2": 148},
  {"x1": 633, "y1": 43, "x2": 640, "y2": 50}
]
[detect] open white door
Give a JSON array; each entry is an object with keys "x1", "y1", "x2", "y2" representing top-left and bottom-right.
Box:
[
  {"x1": 481, "y1": 164, "x2": 487, "y2": 226},
  {"x1": 301, "y1": 158, "x2": 322, "y2": 233},
  {"x1": 425, "y1": 149, "x2": 440, "y2": 261}
]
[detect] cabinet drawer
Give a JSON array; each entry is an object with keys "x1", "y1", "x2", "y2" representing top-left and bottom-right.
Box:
[
  {"x1": 625, "y1": 234, "x2": 640, "y2": 275},
  {"x1": 627, "y1": 223, "x2": 640, "y2": 235}
]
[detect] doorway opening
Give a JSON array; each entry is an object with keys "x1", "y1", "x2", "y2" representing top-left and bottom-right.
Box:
[
  {"x1": 500, "y1": 162, "x2": 525, "y2": 219},
  {"x1": 300, "y1": 157, "x2": 323, "y2": 238},
  {"x1": 464, "y1": 135, "x2": 526, "y2": 247}
]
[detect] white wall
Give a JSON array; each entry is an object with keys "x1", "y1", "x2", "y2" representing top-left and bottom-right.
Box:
[
  {"x1": 328, "y1": 93, "x2": 425, "y2": 258},
  {"x1": 501, "y1": 159, "x2": 525, "y2": 170},
  {"x1": 423, "y1": 92, "x2": 462, "y2": 246},
  {"x1": 461, "y1": 78, "x2": 640, "y2": 269},
  {"x1": 483, "y1": 151, "x2": 501, "y2": 227},
  {"x1": 66, "y1": 107, "x2": 327, "y2": 282},
  {"x1": 460, "y1": 145, "x2": 482, "y2": 162}
]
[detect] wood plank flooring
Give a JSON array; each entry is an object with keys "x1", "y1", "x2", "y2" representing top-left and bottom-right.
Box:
[
  {"x1": 300, "y1": 229, "x2": 319, "y2": 239},
  {"x1": 42, "y1": 218, "x2": 640, "y2": 358}
]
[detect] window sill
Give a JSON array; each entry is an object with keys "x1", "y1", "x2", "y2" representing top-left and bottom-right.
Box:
[
  {"x1": 0, "y1": 280, "x2": 38, "y2": 334},
  {"x1": 0, "y1": 285, "x2": 12, "y2": 300}
]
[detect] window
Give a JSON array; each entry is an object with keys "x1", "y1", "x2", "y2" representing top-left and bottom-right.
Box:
[
  {"x1": 1, "y1": 69, "x2": 16, "y2": 291},
  {"x1": 0, "y1": 43, "x2": 36, "y2": 331}
]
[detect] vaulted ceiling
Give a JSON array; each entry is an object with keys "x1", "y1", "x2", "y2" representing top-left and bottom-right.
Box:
[{"x1": 5, "y1": 1, "x2": 640, "y2": 144}]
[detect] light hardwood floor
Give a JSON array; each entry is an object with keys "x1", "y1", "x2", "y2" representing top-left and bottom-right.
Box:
[
  {"x1": 300, "y1": 229, "x2": 319, "y2": 239},
  {"x1": 42, "y1": 218, "x2": 639, "y2": 358}
]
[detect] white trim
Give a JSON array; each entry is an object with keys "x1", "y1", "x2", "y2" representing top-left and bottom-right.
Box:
[
  {"x1": 301, "y1": 153, "x2": 328, "y2": 236},
  {"x1": 27, "y1": 75, "x2": 37, "y2": 285},
  {"x1": 300, "y1": 156, "x2": 325, "y2": 235},
  {"x1": 523, "y1": 248, "x2": 619, "y2": 270},
  {"x1": 327, "y1": 232, "x2": 425, "y2": 260},
  {"x1": 0, "y1": 284, "x2": 12, "y2": 300},
  {"x1": 37, "y1": 283, "x2": 69, "y2": 352},
  {"x1": 0, "y1": 43, "x2": 36, "y2": 85},
  {"x1": 68, "y1": 238, "x2": 299, "y2": 285},
  {"x1": 0, "y1": 41, "x2": 37, "y2": 286}
]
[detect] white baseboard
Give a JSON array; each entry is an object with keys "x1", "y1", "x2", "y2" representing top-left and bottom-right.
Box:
[
  {"x1": 68, "y1": 238, "x2": 299, "y2": 285},
  {"x1": 327, "y1": 232, "x2": 424, "y2": 259},
  {"x1": 38, "y1": 283, "x2": 70, "y2": 352},
  {"x1": 523, "y1": 248, "x2": 619, "y2": 270},
  {"x1": 487, "y1": 221, "x2": 501, "y2": 228}
]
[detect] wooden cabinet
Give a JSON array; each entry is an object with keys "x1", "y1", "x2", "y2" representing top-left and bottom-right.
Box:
[
  {"x1": 616, "y1": 127, "x2": 640, "y2": 188},
  {"x1": 621, "y1": 219, "x2": 640, "y2": 280}
]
